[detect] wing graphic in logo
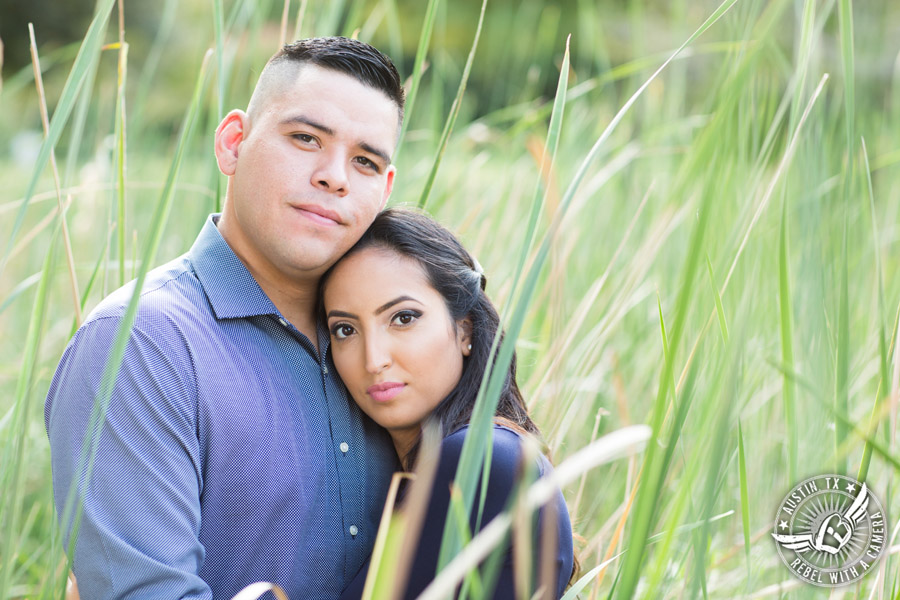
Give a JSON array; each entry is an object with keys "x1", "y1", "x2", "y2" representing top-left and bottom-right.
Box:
[
  {"x1": 772, "y1": 532, "x2": 815, "y2": 553},
  {"x1": 773, "y1": 483, "x2": 869, "y2": 556},
  {"x1": 843, "y1": 483, "x2": 869, "y2": 524}
]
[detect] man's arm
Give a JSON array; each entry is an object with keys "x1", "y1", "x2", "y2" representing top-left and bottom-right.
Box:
[{"x1": 46, "y1": 313, "x2": 211, "y2": 599}]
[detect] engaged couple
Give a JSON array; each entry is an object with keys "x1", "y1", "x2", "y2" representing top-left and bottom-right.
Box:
[{"x1": 46, "y1": 36, "x2": 575, "y2": 599}]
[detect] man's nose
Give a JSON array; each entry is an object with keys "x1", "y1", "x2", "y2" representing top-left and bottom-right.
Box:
[{"x1": 311, "y1": 150, "x2": 349, "y2": 196}]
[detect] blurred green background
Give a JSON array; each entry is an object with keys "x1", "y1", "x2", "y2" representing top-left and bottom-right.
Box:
[{"x1": 1, "y1": 0, "x2": 899, "y2": 598}]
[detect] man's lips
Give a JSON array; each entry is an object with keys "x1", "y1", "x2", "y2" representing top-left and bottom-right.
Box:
[
  {"x1": 367, "y1": 382, "x2": 405, "y2": 403},
  {"x1": 292, "y1": 204, "x2": 341, "y2": 226}
]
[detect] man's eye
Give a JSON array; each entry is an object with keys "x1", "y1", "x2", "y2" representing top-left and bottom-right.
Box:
[
  {"x1": 293, "y1": 133, "x2": 316, "y2": 144},
  {"x1": 331, "y1": 324, "x2": 355, "y2": 339},
  {"x1": 354, "y1": 156, "x2": 380, "y2": 173}
]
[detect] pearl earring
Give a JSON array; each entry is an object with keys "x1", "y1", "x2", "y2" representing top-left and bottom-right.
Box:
[{"x1": 467, "y1": 344, "x2": 472, "y2": 350}]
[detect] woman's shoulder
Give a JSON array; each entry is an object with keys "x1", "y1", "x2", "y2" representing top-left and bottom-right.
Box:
[{"x1": 440, "y1": 424, "x2": 550, "y2": 478}]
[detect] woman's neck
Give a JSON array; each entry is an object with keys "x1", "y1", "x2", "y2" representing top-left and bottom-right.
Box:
[{"x1": 390, "y1": 431, "x2": 417, "y2": 469}]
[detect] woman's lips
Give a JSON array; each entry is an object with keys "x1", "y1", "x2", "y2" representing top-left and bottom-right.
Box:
[{"x1": 367, "y1": 382, "x2": 405, "y2": 403}]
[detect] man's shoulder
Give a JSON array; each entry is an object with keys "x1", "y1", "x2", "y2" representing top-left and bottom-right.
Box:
[{"x1": 84, "y1": 254, "x2": 205, "y2": 326}]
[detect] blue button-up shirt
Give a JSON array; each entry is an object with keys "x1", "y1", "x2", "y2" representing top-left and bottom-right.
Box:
[{"x1": 45, "y1": 215, "x2": 397, "y2": 599}]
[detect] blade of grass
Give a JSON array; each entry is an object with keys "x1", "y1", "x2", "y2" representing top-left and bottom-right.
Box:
[
  {"x1": 393, "y1": 0, "x2": 440, "y2": 161},
  {"x1": 561, "y1": 552, "x2": 627, "y2": 600},
  {"x1": 674, "y1": 72, "x2": 829, "y2": 447},
  {"x1": 777, "y1": 196, "x2": 797, "y2": 482},
  {"x1": 230, "y1": 583, "x2": 289, "y2": 600},
  {"x1": 279, "y1": 0, "x2": 290, "y2": 47},
  {"x1": 834, "y1": 0, "x2": 855, "y2": 477},
  {"x1": 213, "y1": 0, "x2": 225, "y2": 213},
  {"x1": 506, "y1": 36, "x2": 570, "y2": 307},
  {"x1": 292, "y1": 0, "x2": 308, "y2": 40},
  {"x1": 858, "y1": 138, "x2": 890, "y2": 482},
  {"x1": 0, "y1": 224, "x2": 59, "y2": 599},
  {"x1": 29, "y1": 25, "x2": 82, "y2": 326},
  {"x1": 62, "y1": 42, "x2": 100, "y2": 188},
  {"x1": 362, "y1": 421, "x2": 441, "y2": 600},
  {"x1": 643, "y1": 319, "x2": 701, "y2": 598},
  {"x1": 737, "y1": 421, "x2": 751, "y2": 582},
  {"x1": 838, "y1": 0, "x2": 855, "y2": 154},
  {"x1": 687, "y1": 352, "x2": 740, "y2": 600},
  {"x1": 421, "y1": 426, "x2": 651, "y2": 600},
  {"x1": 131, "y1": 0, "x2": 178, "y2": 136},
  {"x1": 0, "y1": 273, "x2": 42, "y2": 317},
  {"x1": 613, "y1": 150, "x2": 711, "y2": 600},
  {"x1": 55, "y1": 51, "x2": 214, "y2": 596},
  {"x1": 811, "y1": 383, "x2": 900, "y2": 473},
  {"x1": 417, "y1": 0, "x2": 489, "y2": 209},
  {"x1": 113, "y1": 36, "x2": 128, "y2": 289},
  {"x1": 441, "y1": 0, "x2": 739, "y2": 581},
  {"x1": 1, "y1": 0, "x2": 118, "y2": 277},
  {"x1": 380, "y1": 0, "x2": 403, "y2": 70},
  {"x1": 836, "y1": 197, "x2": 850, "y2": 475},
  {"x1": 706, "y1": 255, "x2": 729, "y2": 344},
  {"x1": 361, "y1": 472, "x2": 414, "y2": 600}
]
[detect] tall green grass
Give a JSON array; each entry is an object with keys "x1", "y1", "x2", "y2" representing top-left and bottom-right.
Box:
[{"x1": 1, "y1": 0, "x2": 898, "y2": 598}]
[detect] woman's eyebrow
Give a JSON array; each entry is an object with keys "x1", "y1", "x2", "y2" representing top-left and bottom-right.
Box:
[
  {"x1": 375, "y1": 296, "x2": 420, "y2": 315},
  {"x1": 326, "y1": 309, "x2": 357, "y2": 320}
]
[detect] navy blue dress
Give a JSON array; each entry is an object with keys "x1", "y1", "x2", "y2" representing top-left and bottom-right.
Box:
[{"x1": 340, "y1": 424, "x2": 574, "y2": 599}]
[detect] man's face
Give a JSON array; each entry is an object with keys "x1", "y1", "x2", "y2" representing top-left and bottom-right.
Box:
[{"x1": 216, "y1": 64, "x2": 399, "y2": 284}]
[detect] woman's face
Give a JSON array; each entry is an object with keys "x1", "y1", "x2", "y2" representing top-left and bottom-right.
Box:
[{"x1": 323, "y1": 246, "x2": 471, "y2": 456}]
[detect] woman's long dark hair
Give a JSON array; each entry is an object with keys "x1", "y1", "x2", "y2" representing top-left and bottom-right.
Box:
[{"x1": 320, "y1": 207, "x2": 540, "y2": 470}]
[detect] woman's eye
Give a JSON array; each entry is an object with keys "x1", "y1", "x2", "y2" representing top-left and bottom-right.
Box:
[
  {"x1": 392, "y1": 310, "x2": 420, "y2": 326},
  {"x1": 331, "y1": 323, "x2": 355, "y2": 339},
  {"x1": 294, "y1": 133, "x2": 316, "y2": 144}
]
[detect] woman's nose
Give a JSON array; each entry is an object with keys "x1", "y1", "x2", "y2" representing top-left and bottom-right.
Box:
[{"x1": 364, "y1": 336, "x2": 392, "y2": 374}]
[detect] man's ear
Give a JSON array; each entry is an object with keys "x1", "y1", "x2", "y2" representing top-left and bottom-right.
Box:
[
  {"x1": 380, "y1": 165, "x2": 396, "y2": 211},
  {"x1": 458, "y1": 317, "x2": 473, "y2": 357},
  {"x1": 215, "y1": 110, "x2": 248, "y2": 176}
]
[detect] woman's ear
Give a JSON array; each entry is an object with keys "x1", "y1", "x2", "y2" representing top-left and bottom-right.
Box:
[
  {"x1": 214, "y1": 109, "x2": 248, "y2": 176},
  {"x1": 458, "y1": 317, "x2": 473, "y2": 357}
]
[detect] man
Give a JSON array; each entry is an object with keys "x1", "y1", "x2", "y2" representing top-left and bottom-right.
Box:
[{"x1": 46, "y1": 37, "x2": 404, "y2": 599}]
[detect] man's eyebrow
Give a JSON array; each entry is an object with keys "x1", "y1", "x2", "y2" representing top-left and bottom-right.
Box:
[
  {"x1": 360, "y1": 142, "x2": 392, "y2": 166},
  {"x1": 280, "y1": 116, "x2": 392, "y2": 166},
  {"x1": 280, "y1": 116, "x2": 334, "y2": 136}
]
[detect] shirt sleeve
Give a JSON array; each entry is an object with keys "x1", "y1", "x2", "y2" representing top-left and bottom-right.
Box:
[{"x1": 45, "y1": 313, "x2": 211, "y2": 600}]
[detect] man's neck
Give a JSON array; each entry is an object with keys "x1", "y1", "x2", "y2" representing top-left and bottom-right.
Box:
[
  {"x1": 248, "y1": 268, "x2": 320, "y2": 347},
  {"x1": 216, "y1": 214, "x2": 321, "y2": 349}
]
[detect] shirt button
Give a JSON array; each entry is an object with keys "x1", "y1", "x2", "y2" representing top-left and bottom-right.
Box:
[
  {"x1": 349, "y1": 525, "x2": 358, "y2": 537},
  {"x1": 339, "y1": 442, "x2": 349, "y2": 454},
  {"x1": 278, "y1": 318, "x2": 288, "y2": 327},
  {"x1": 322, "y1": 365, "x2": 329, "y2": 374}
]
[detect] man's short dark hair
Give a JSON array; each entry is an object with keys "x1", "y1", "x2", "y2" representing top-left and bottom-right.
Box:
[{"x1": 271, "y1": 36, "x2": 405, "y2": 120}]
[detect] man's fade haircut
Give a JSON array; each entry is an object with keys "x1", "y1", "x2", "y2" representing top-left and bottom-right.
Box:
[{"x1": 269, "y1": 36, "x2": 405, "y2": 121}]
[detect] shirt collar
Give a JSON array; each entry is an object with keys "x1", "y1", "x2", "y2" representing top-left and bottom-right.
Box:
[{"x1": 188, "y1": 214, "x2": 280, "y2": 320}]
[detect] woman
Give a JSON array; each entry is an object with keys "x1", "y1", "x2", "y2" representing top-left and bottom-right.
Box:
[{"x1": 322, "y1": 208, "x2": 575, "y2": 599}]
